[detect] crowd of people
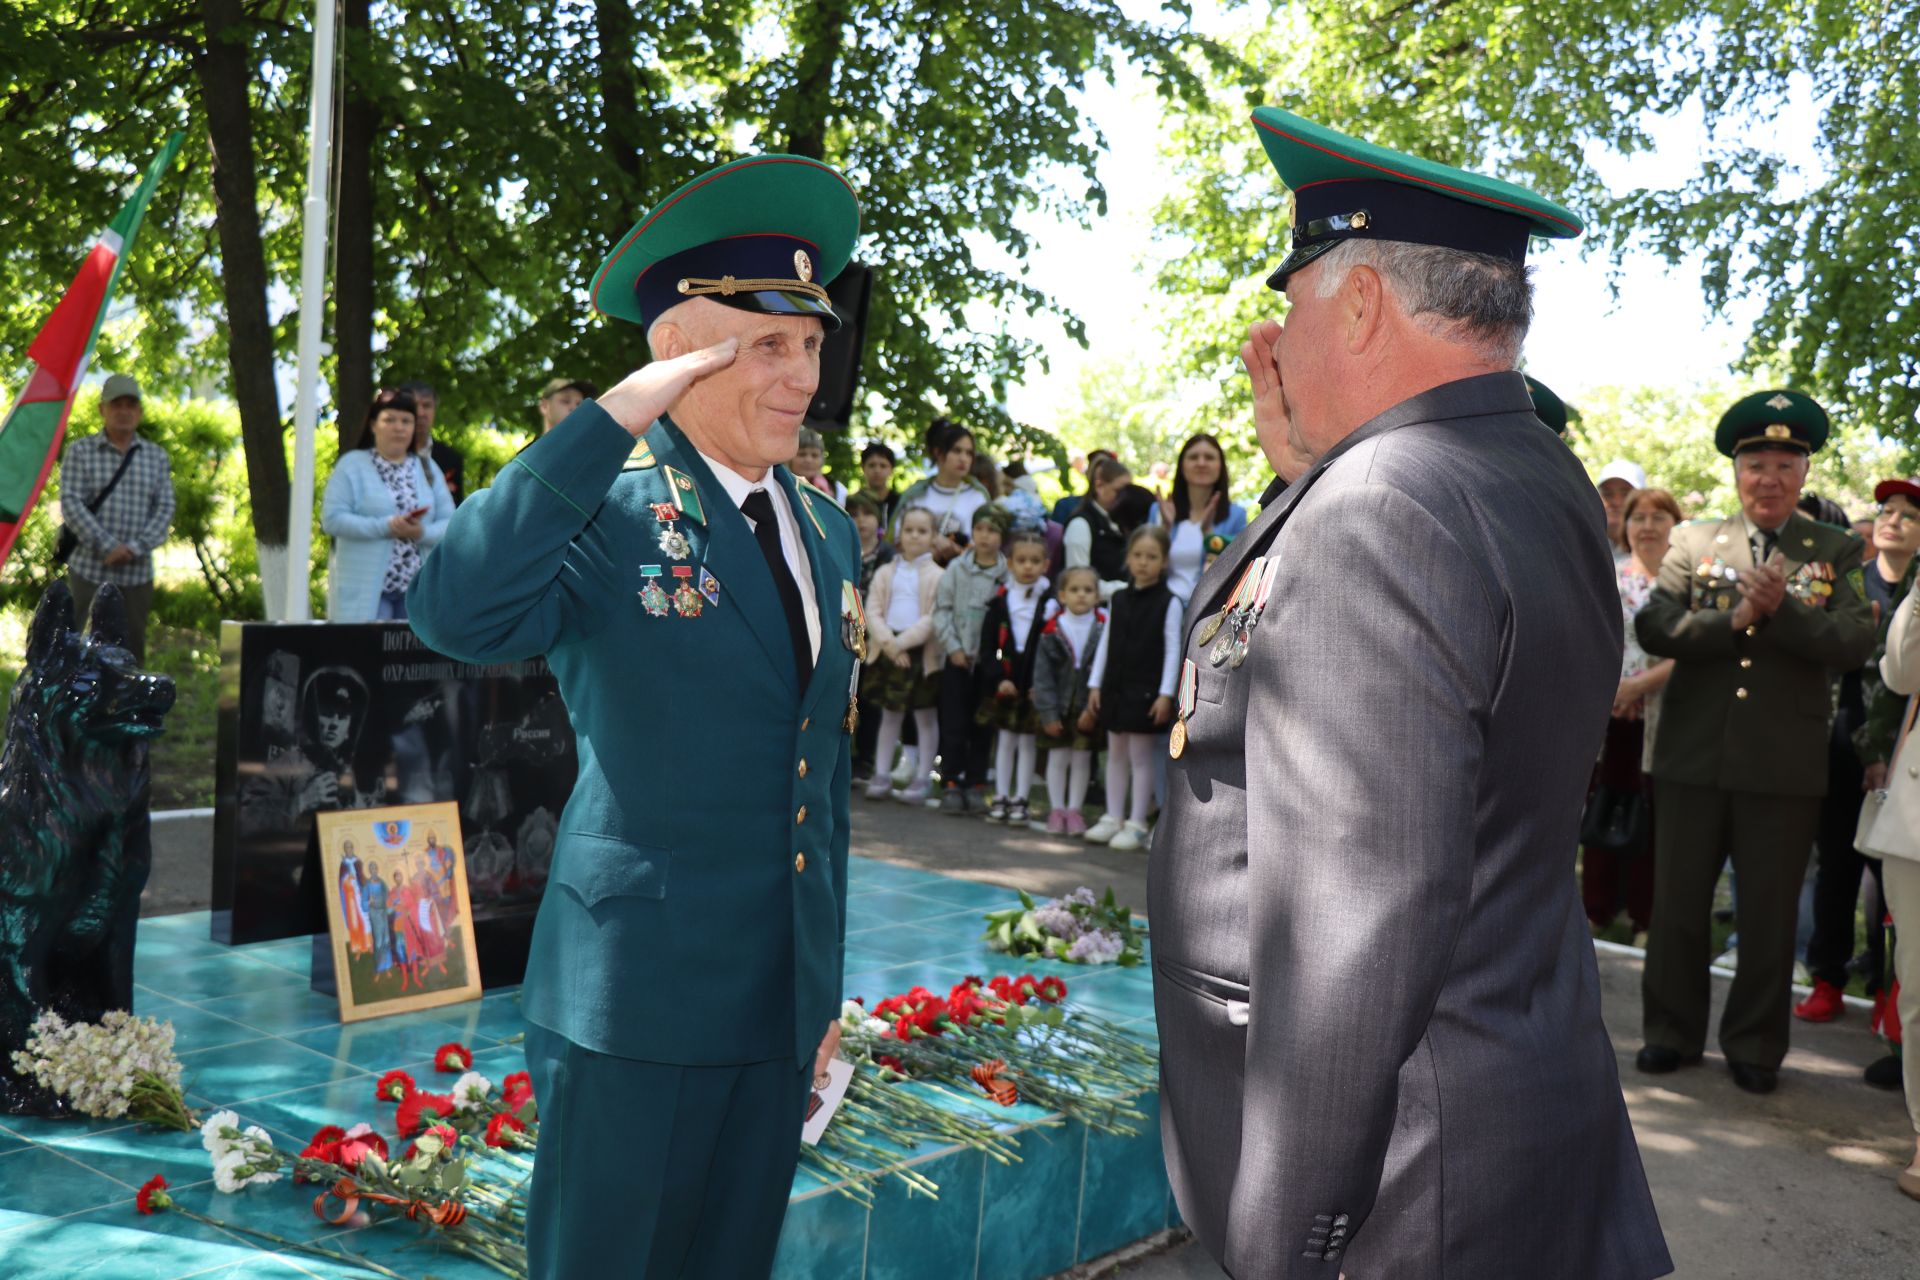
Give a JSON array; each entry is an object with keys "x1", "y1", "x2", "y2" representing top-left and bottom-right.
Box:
[
  {"x1": 51, "y1": 366, "x2": 1920, "y2": 1155},
  {"x1": 838, "y1": 420, "x2": 1245, "y2": 852}
]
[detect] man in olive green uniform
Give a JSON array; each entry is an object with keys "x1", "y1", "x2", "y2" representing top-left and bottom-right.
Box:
[{"x1": 1635, "y1": 390, "x2": 1876, "y2": 1092}]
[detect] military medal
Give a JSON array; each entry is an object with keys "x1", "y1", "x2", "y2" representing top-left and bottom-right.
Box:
[
  {"x1": 1208, "y1": 558, "x2": 1265, "y2": 667},
  {"x1": 1197, "y1": 559, "x2": 1260, "y2": 649},
  {"x1": 1229, "y1": 558, "x2": 1283, "y2": 669},
  {"x1": 840, "y1": 581, "x2": 869, "y2": 660},
  {"x1": 1169, "y1": 659, "x2": 1197, "y2": 759},
  {"x1": 699, "y1": 567, "x2": 723, "y2": 607},
  {"x1": 843, "y1": 695, "x2": 859, "y2": 734},
  {"x1": 671, "y1": 565, "x2": 702, "y2": 617},
  {"x1": 650, "y1": 501, "x2": 692, "y2": 560},
  {"x1": 638, "y1": 565, "x2": 670, "y2": 617}
]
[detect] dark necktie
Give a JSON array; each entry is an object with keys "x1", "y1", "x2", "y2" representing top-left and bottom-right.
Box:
[
  {"x1": 1751, "y1": 527, "x2": 1777, "y2": 566},
  {"x1": 740, "y1": 488, "x2": 812, "y2": 694}
]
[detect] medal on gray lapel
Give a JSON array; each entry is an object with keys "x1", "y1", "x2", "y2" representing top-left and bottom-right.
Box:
[
  {"x1": 1228, "y1": 558, "x2": 1283, "y2": 669},
  {"x1": 1206, "y1": 557, "x2": 1264, "y2": 667}
]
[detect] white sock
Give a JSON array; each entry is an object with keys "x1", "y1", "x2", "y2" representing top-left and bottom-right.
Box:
[
  {"x1": 1105, "y1": 736, "x2": 1131, "y2": 823},
  {"x1": 1128, "y1": 734, "x2": 1155, "y2": 826},
  {"x1": 1046, "y1": 750, "x2": 1069, "y2": 813},
  {"x1": 1014, "y1": 734, "x2": 1037, "y2": 805},
  {"x1": 1068, "y1": 748, "x2": 1092, "y2": 812},
  {"x1": 910, "y1": 709, "x2": 939, "y2": 787},
  {"x1": 995, "y1": 731, "x2": 1016, "y2": 801},
  {"x1": 874, "y1": 710, "x2": 905, "y2": 783}
]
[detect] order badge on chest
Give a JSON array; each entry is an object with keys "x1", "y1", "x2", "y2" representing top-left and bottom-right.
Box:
[{"x1": 636, "y1": 462, "x2": 721, "y2": 622}]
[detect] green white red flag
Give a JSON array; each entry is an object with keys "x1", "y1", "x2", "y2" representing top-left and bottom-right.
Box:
[{"x1": 0, "y1": 133, "x2": 183, "y2": 575}]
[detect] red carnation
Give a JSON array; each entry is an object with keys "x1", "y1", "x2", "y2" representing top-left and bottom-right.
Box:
[
  {"x1": 337, "y1": 1125, "x2": 388, "y2": 1169},
  {"x1": 299, "y1": 1125, "x2": 348, "y2": 1166},
  {"x1": 135, "y1": 1174, "x2": 170, "y2": 1215},
  {"x1": 485, "y1": 1112, "x2": 528, "y2": 1148},
  {"x1": 433, "y1": 1043, "x2": 473, "y2": 1073},
  {"x1": 875, "y1": 1054, "x2": 906, "y2": 1075},
  {"x1": 375, "y1": 1069, "x2": 416, "y2": 1103},
  {"x1": 395, "y1": 1090, "x2": 456, "y2": 1137},
  {"x1": 1037, "y1": 976, "x2": 1068, "y2": 1003},
  {"x1": 501, "y1": 1071, "x2": 534, "y2": 1110}
]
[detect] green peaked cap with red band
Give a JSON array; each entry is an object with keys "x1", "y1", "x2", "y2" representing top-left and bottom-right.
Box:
[
  {"x1": 1250, "y1": 106, "x2": 1582, "y2": 290},
  {"x1": 590, "y1": 154, "x2": 859, "y2": 330}
]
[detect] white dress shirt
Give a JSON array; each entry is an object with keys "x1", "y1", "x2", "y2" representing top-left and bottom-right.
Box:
[{"x1": 695, "y1": 448, "x2": 821, "y2": 662}]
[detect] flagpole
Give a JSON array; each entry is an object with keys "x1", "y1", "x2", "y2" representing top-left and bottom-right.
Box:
[{"x1": 285, "y1": 0, "x2": 337, "y2": 622}]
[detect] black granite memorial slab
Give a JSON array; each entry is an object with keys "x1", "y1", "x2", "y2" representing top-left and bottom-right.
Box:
[{"x1": 212, "y1": 622, "x2": 574, "y2": 988}]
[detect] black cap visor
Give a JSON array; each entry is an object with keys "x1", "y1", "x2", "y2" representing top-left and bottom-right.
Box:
[{"x1": 702, "y1": 289, "x2": 842, "y2": 331}]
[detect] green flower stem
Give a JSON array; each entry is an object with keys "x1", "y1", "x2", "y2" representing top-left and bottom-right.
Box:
[{"x1": 164, "y1": 1205, "x2": 408, "y2": 1279}]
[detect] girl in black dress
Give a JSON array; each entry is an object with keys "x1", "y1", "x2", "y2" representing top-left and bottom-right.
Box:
[
  {"x1": 973, "y1": 531, "x2": 1051, "y2": 824},
  {"x1": 1085, "y1": 525, "x2": 1178, "y2": 851}
]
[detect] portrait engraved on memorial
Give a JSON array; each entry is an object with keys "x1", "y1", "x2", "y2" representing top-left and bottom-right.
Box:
[{"x1": 213, "y1": 622, "x2": 577, "y2": 986}]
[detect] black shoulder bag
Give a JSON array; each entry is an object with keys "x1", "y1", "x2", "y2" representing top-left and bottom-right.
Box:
[{"x1": 55, "y1": 441, "x2": 139, "y2": 565}]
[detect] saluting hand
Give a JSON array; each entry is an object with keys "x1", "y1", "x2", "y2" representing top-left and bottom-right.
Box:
[
  {"x1": 1241, "y1": 319, "x2": 1313, "y2": 482},
  {"x1": 597, "y1": 337, "x2": 740, "y2": 438}
]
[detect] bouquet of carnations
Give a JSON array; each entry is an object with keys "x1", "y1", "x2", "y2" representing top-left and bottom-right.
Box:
[
  {"x1": 136, "y1": 1042, "x2": 538, "y2": 1278},
  {"x1": 983, "y1": 886, "x2": 1145, "y2": 966},
  {"x1": 9, "y1": 1009, "x2": 197, "y2": 1130},
  {"x1": 802, "y1": 971, "x2": 1158, "y2": 1203}
]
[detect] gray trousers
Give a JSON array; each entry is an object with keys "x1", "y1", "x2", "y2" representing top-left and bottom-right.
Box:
[{"x1": 68, "y1": 572, "x2": 154, "y2": 667}]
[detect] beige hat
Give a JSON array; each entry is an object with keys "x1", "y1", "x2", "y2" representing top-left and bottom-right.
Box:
[
  {"x1": 539, "y1": 376, "x2": 598, "y2": 400},
  {"x1": 101, "y1": 373, "x2": 141, "y2": 403}
]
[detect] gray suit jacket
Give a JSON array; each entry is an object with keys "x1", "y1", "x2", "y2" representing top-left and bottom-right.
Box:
[{"x1": 1149, "y1": 373, "x2": 1670, "y2": 1280}]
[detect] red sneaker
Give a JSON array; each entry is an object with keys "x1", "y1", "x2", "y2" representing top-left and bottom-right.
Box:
[{"x1": 1793, "y1": 978, "x2": 1845, "y2": 1023}]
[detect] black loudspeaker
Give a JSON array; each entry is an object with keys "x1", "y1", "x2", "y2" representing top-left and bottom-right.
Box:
[{"x1": 811, "y1": 262, "x2": 873, "y2": 425}]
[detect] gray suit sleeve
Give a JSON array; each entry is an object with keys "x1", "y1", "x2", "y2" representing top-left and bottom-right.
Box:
[{"x1": 1229, "y1": 483, "x2": 1498, "y2": 1276}]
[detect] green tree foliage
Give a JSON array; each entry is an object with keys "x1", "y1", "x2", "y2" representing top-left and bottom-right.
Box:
[
  {"x1": 1, "y1": 1, "x2": 1221, "y2": 554},
  {"x1": 1149, "y1": 1, "x2": 1919, "y2": 463}
]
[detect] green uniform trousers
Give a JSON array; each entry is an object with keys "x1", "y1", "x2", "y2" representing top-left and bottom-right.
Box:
[
  {"x1": 524, "y1": 1023, "x2": 811, "y2": 1279},
  {"x1": 1642, "y1": 778, "x2": 1820, "y2": 1069}
]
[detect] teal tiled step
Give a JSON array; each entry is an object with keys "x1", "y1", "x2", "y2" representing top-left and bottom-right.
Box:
[{"x1": 0, "y1": 855, "x2": 1168, "y2": 1279}]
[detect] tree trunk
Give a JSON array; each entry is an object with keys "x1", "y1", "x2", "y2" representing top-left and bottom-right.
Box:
[
  {"x1": 333, "y1": 0, "x2": 375, "y2": 453},
  {"x1": 195, "y1": 0, "x2": 291, "y2": 617},
  {"x1": 593, "y1": 0, "x2": 646, "y2": 222},
  {"x1": 784, "y1": 0, "x2": 849, "y2": 160}
]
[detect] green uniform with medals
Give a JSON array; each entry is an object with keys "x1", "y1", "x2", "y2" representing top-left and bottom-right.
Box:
[
  {"x1": 409, "y1": 155, "x2": 865, "y2": 1278},
  {"x1": 1635, "y1": 391, "x2": 1876, "y2": 1084}
]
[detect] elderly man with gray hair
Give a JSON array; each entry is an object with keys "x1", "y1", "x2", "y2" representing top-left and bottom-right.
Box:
[{"x1": 1148, "y1": 108, "x2": 1670, "y2": 1279}]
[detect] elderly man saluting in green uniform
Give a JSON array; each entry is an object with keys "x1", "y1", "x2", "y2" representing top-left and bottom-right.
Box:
[
  {"x1": 1635, "y1": 391, "x2": 1875, "y2": 1093},
  {"x1": 410, "y1": 156, "x2": 865, "y2": 1277}
]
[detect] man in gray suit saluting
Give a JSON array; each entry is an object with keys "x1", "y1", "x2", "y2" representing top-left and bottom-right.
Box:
[{"x1": 1148, "y1": 106, "x2": 1672, "y2": 1280}]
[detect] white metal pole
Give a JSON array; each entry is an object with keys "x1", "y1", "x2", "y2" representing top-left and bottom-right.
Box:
[{"x1": 284, "y1": 0, "x2": 336, "y2": 622}]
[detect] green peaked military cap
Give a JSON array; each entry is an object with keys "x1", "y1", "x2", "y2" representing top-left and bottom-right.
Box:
[
  {"x1": 1250, "y1": 106, "x2": 1583, "y2": 290},
  {"x1": 590, "y1": 154, "x2": 860, "y2": 331},
  {"x1": 1523, "y1": 375, "x2": 1570, "y2": 437},
  {"x1": 1714, "y1": 389, "x2": 1829, "y2": 458}
]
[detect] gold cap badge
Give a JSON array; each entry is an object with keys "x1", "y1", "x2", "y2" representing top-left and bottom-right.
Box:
[
  {"x1": 1765, "y1": 393, "x2": 1794, "y2": 410},
  {"x1": 1764, "y1": 424, "x2": 1792, "y2": 440},
  {"x1": 794, "y1": 249, "x2": 813, "y2": 283}
]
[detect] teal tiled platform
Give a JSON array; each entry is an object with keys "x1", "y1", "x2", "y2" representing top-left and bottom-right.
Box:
[{"x1": 0, "y1": 857, "x2": 1170, "y2": 1279}]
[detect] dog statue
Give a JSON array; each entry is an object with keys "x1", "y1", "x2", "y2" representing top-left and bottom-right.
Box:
[{"x1": 0, "y1": 582, "x2": 175, "y2": 1115}]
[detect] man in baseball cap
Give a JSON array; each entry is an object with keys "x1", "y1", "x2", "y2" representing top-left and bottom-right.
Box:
[{"x1": 58, "y1": 373, "x2": 174, "y2": 663}]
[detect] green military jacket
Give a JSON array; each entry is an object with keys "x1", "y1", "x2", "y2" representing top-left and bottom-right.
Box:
[
  {"x1": 1636, "y1": 511, "x2": 1875, "y2": 797},
  {"x1": 409, "y1": 404, "x2": 862, "y2": 1067}
]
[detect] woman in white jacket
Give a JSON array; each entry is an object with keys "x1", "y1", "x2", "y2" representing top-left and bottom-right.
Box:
[{"x1": 1872, "y1": 574, "x2": 1920, "y2": 1200}]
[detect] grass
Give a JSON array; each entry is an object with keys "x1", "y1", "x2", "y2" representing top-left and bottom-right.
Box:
[{"x1": 0, "y1": 603, "x2": 219, "y2": 810}]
